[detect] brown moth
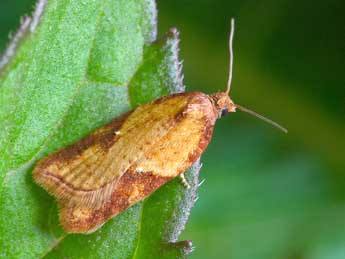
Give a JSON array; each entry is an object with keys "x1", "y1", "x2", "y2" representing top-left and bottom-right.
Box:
[{"x1": 33, "y1": 19, "x2": 286, "y2": 233}]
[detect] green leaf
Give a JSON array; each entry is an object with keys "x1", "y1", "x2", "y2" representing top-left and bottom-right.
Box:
[{"x1": 0, "y1": 0, "x2": 199, "y2": 258}]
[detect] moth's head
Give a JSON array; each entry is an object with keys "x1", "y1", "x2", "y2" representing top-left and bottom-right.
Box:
[{"x1": 210, "y1": 92, "x2": 236, "y2": 118}]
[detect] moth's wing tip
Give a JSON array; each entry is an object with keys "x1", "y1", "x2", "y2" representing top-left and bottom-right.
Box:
[
  {"x1": 32, "y1": 163, "x2": 51, "y2": 192},
  {"x1": 32, "y1": 156, "x2": 58, "y2": 188},
  {"x1": 32, "y1": 158, "x2": 45, "y2": 180}
]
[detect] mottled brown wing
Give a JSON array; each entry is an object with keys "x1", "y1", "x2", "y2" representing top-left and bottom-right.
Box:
[
  {"x1": 56, "y1": 92, "x2": 218, "y2": 233},
  {"x1": 33, "y1": 94, "x2": 192, "y2": 210}
]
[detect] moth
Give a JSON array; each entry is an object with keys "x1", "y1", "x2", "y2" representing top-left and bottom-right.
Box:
[{"x1": 33, "y1": 19, "x2": 286, "y2": 233}]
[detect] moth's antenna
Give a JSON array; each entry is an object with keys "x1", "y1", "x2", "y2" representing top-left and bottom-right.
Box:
[
  {"x1": 224, "y1": 19, "x2": 286, "y2": 133},
  {"x1": 235, "y1": 104, "x2": 288, "y2": 133},
  {"x1": 226, "y1": 18, "x2": 235, "y2": 95}
]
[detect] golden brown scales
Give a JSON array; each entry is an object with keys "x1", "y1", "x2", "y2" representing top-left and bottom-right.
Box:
[{"x1": 33, "y1": 92, "x2": 234, "y2": 233}]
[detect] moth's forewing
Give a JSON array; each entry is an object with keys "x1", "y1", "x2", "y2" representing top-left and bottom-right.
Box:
[
  {"x1": 33, "y1": 92, "x2": 218, "y2": 233},
  {"x1": 33, "y1": 111, "x2": 132, "y2": 209}
]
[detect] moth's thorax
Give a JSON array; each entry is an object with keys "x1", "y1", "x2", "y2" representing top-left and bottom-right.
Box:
[{"x1": 209, "y1": 92, "x2": 236, "y2": 118}]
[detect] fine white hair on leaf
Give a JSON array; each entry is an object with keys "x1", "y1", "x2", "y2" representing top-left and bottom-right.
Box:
[
  {"x1": 30, "y1": 0, "x2": 48, "y2": 32},
  {"x1": 0, "y1": 0, "x2": 48, "y2": 70},
  {"x1": 198, "y1": 178, "x2": 206, "y2": 187},
  {"x1": 0, "y1": 16, "x2": 31, "y2": 70}
]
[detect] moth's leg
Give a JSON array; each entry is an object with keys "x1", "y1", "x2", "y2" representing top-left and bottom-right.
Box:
[{"x1": 179, "y1": 173, "x2": 191, "y2": 189}]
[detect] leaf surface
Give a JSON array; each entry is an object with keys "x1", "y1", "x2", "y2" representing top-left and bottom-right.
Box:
[{"x1": 0, "y1": 0, "x2": 198, "y2": 258}]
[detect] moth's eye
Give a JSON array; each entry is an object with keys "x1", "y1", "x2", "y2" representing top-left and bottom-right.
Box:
[{"x1": 220, "y1": 108, "x2": 228, "y2": 117}]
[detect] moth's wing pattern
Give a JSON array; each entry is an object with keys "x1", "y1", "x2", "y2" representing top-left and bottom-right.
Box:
[
  {"x1": 33, "y1": 112, "x2": 131, "y2": 209},
  {"x1": 55, "y1": 93, "x2": 218, "y2": 233},
  {"x1": 33, "y1": 95, "x2": 191, "y2": 210}
]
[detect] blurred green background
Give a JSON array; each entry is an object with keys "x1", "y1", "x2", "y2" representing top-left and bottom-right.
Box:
[{"x1": 1, "y1": 1, "x2": 344, "y2": 258}]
